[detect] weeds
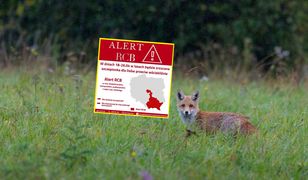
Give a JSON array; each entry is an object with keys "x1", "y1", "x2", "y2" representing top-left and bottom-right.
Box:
[{"x1": 0, "y1": 69, "x2": 307, "y2": 179}]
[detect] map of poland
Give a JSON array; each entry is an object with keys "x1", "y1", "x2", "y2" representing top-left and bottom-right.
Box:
[{"x1": 130, "y1": 74, "x2": 165, "y2": 108}]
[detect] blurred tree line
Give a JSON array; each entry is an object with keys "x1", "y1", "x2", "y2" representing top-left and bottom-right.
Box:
[{"x1": 0, "y1": 0, "x2": 307, "y2": 76}]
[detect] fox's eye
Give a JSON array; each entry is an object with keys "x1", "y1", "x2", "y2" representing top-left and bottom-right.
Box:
[
  {"x1": 181, "y1": 104, "x2": 185, "y2": 108},
  {"x1": 189, "y1": 104, "x2": 194, "y2": 108}
]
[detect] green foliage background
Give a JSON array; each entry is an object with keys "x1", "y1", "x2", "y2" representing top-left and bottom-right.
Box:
[
  {"x1": 0, "y1": 0, "x2": 307, "y2": 69},
  {"x1": 0, "y1": 1, "x2": 307, "y2": 178}
]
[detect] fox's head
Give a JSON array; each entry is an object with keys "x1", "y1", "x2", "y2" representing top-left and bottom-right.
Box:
[{"x1": 176, "y1": 90, "x2": 200, "y2": 124}]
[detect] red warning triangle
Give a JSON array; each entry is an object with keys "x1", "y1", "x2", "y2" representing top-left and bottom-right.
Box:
[{"x1": 142, "y1": 45, "x2": 162, "y2": 64}]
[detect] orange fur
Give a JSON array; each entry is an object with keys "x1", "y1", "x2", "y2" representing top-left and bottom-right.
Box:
[
  {"x1": 177, "y1": 90, "x2": 257, "y2": 135},
  {"x1": 196, "y1": 112, "x2": 257, "y2": 135}
]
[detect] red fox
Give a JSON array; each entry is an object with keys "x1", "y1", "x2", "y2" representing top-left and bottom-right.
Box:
[{"x1": 176, "y1": 90, "x2": 257, "y2": 136}]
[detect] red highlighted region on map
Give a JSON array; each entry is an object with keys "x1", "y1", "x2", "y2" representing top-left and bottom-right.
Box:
[{"x1": 146, "y1": 89, "x2": 163, "y2": 110}]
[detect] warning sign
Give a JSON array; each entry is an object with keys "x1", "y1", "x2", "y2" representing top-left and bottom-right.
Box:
[
  {"x1": 142, "y1": 45, "x2": 162, "y2": 64},
  {"x1": 94, "y1": 38, "x2": 175, "y2": 118}
]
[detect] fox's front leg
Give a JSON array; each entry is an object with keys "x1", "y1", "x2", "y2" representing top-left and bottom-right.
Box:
[{"x1": 185, "y1": 128, "x2": 198, "y2": 138}]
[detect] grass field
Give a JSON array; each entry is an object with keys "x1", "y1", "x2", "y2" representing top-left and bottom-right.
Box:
[{"x1": 0, "y1": 68, "x2": 307, "y2": 179}]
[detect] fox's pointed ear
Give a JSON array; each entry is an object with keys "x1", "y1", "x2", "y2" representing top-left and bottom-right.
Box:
[
  {"x1": 191, "y1": 90, "x2": 199, "y2": 101},
  {"x1": 177, "y1": 90, "x2": 185, "y2": 101}
]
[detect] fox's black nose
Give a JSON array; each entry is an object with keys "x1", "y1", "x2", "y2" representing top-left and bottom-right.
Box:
[{"x1": 185, "y1": 111, "x2": 189, "y2": 115}]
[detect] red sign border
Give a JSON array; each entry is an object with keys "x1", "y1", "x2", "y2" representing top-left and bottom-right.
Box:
[{"x1": 94, "y1": 37, "x2": 175, "y2": 119}]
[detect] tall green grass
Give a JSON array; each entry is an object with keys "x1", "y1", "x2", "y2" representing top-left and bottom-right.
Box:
[{"x1": 0, "y1": 69, "x2": 307, "y2": 179}]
